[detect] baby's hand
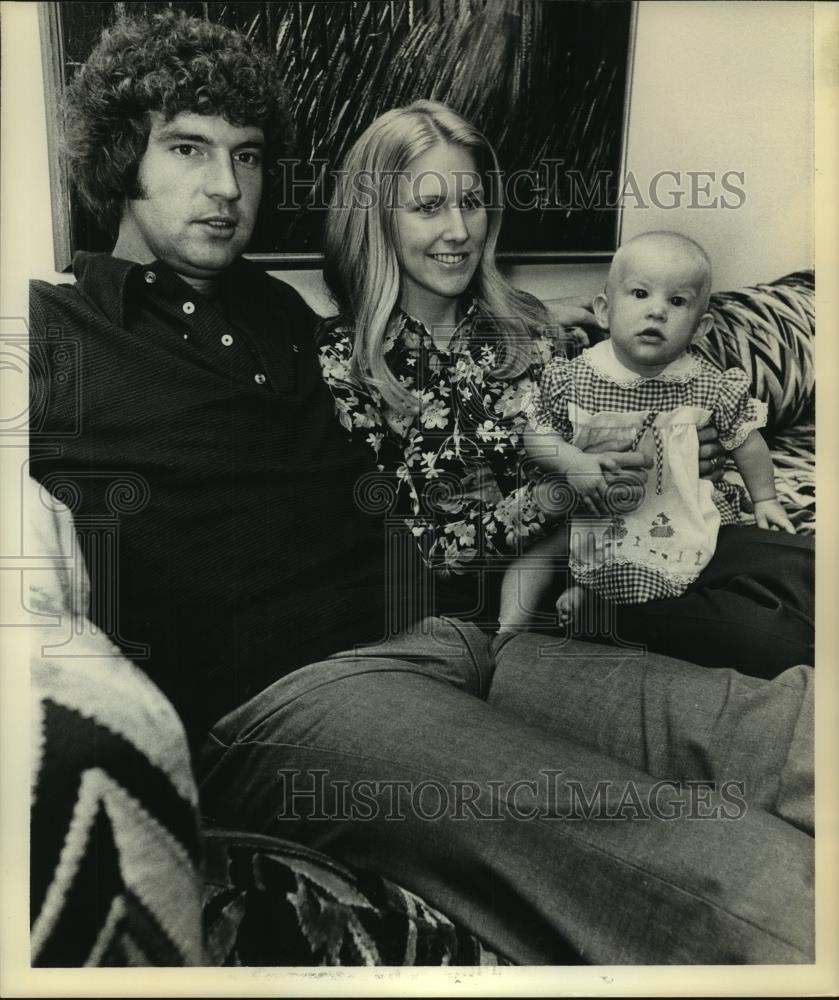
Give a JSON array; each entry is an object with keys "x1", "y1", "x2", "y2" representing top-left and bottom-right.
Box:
[
  {"x1": 565, "y1": 452, "x2": 621, "y2": 515},
  {"x1": 753, "y1": 498, "x2": 796, "y2": 534}
]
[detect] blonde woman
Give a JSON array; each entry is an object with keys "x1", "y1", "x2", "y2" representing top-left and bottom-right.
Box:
[
  {"x1": 318, "y1": 101, "x2": 812, "y2": 676},
  {"x1": 320, "y1": 101, "x2": 642, "y2": 593}
]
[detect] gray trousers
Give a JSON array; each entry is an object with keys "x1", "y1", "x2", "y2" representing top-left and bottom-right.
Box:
[{"x1": 198, "y1": 617, "x2": 814, "y2": 964}]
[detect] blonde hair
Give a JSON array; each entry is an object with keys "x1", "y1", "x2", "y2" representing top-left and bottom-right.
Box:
[
  {"x1": 324, "y1": 99, "x2": 549, "y2": 412},
  {"x1": 610, "y1": 231, "x2": 713, "y2": 307}
]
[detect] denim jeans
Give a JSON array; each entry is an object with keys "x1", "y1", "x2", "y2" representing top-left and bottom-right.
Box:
[{"x1": 198, "y1": 616, "x2": 814, "y2": 964}]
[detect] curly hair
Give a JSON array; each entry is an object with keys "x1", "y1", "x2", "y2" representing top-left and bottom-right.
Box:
[{"x1": 63, "y1": 10, "x2": 294, "y2": 236}]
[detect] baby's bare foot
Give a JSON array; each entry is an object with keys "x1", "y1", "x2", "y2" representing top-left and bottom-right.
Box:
[{"x1": 556, "y1": 585, "x2": 586, "y2": 626}]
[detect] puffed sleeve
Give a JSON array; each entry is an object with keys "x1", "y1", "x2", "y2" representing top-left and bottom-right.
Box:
[
  {"x1": 526, "y1": 358, "x2": 575, "y2": 439},
  {"x1": 713, "y1": 367, "x2": 768, "y2": 451}
]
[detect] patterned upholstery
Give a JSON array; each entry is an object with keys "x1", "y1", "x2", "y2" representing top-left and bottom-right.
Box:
[
  {"x1": 697, "y1": 270, "x2": 815, "y2": 433},
  {"x1": 202, "y1": 830, "x2": 507, "y2": 966},
  {"x1": 31, "y1": 650, "x2": 205, "y2": 966},
  {"x1": 697, "y1": 271, "x2": 816, "y2": 534}
]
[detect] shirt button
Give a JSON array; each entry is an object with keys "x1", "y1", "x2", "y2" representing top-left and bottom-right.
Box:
[
  {"x1": 221, "y1": 334, "x2": 234, "y2": 347},
  {"x1": 143, "y1": 270, "x2": 156, "y2": 284},
  {"x1": 254, "y1": 373, "x2": 267, "y2": 385},
  {"x1": 182, "y1": 301, "x2": 195, "y2": 315}
]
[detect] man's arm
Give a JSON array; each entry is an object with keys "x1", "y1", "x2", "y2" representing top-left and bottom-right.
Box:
[
  {"x1": 542, "y1": 295, "x2": 598, "y2": 351},
  {"x1": 697, "y1": 425, "x2": 727, "y2": 482}
]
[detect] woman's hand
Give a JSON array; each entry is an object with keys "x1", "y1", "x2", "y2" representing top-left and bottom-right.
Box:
[
  {"x1": 580, "y1": 439, "x2": 651, "y2": 513},
  {"x1": 698, "y1": 425, "x2": 727, "y2": 482},
  {"x1": 530, "y1": 438, "x2": 653, "y2": 520},
  {"x1": 564, "y1": 452, "x2": 623, "y2": 515}
]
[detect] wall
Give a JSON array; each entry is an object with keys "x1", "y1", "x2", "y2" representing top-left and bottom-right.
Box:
[
  {"x1": 621, "y1": 0, "x2": 814, "y2": 288},
  {"x1": 0, "y1": 0, "x2": 815, "y2": 325}
]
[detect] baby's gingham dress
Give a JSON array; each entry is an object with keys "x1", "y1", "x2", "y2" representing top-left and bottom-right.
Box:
[{"x1": 532, "y1": 340, "x2": 768, "y2": 604}]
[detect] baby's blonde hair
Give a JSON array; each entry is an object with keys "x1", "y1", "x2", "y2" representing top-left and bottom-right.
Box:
[{"x1": 609, "y1": 231, "x2": 713, "y2": 306}]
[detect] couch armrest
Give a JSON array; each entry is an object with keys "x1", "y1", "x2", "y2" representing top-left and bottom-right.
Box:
[{"x1": 26, "y1": 476, "x2": 90, "y2": 622}]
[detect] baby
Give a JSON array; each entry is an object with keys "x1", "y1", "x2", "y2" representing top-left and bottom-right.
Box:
[{"x1": 499, "y1": 230, "x2": 794, "y2": 632}]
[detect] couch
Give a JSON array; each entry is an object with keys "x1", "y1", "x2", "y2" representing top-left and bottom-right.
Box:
[{"x1": 28, "y1": 270, "x2": 814, "y2": 966}]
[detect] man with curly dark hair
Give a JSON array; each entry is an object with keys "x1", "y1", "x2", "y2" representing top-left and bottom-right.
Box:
[
  {"x1": 29, "y1": 9, "x2": 815, "y2": 968},
  {"x1": 32, "y1": 8, "x2": 353, "y2": 735},
  {"x1": 63, "y1": 9, "x2": 295, "y2": 245}
]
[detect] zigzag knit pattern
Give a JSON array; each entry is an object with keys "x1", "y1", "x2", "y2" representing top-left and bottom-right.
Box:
[{"x1": 30, "y1": 647, "x2": 204, "y2": 966}]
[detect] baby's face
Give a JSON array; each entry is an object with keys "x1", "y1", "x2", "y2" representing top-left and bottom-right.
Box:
[{"x1": 595, "y1": 241, "x2": 713, "y2": 376}]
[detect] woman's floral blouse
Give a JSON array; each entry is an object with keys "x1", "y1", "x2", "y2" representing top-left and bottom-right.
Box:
[{"x1": 318, "y1": 305, "x2": 566, "y2": 576}]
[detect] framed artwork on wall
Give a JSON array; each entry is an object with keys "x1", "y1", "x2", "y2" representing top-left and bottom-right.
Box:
[{"x1": 39, "y1": 0, "x2": 636, "y2": 270}]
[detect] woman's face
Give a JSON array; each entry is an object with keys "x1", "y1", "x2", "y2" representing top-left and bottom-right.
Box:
[{"x1": 393, "y1": 142, "x2": 488, "y2": 322}]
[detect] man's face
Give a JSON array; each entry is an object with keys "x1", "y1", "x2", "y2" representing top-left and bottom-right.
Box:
[{"x1": 116, "y1": 112, "x2": 264, "y2": 284}]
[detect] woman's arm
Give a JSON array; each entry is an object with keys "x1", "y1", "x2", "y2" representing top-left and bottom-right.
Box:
[{"x1": 318, "y1": 323, "x2": 400, "y2": 464}]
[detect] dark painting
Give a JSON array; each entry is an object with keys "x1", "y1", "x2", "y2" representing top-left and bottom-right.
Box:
[{"x1": 40, "y1": 0, "x2": 634, "y2": 268}]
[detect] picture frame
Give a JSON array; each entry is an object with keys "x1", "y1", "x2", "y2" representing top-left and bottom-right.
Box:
[{"x1": 38, "y1": 0, "x2": 636, "y2": 271}]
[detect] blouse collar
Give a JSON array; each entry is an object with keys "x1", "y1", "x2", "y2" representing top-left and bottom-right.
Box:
[
  {"x1": 393, "y1": 299, "x2": 479, "y2": 352},
  {"x1": 583, "y1": 339, "x2": 702, "y2": 386}
]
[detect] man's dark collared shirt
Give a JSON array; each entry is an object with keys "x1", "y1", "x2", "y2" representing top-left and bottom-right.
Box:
[{"x1": 29, "y1": 252, "x2": 407, "y2": 739}]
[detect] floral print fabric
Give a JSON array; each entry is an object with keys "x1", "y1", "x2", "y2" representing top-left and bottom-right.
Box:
[{"x1": 318, "y1": 307, "x2": 561, "y2": 575}]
